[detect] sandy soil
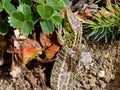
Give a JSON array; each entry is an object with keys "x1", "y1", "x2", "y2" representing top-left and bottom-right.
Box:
[{"x1": 0, "y1": 40, "x2": 120, "y2": 90}]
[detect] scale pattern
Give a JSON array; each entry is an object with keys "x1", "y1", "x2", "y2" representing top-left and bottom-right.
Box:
[{"x1": 51, "y1": 7, "x2": 83, "y2": 90}]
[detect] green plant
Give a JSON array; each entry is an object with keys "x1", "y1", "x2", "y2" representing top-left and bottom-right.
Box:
[
  {"x1": 0, "y1": 0, "x2": 70, "y2": 35},
  {"x1": 84, "y1": 4, "x2": 120, "y2": 43}
]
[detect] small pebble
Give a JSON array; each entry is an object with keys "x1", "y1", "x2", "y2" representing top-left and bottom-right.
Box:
[
  {"x1": 98, "y1": 70, "x2": 105, "y2": 77},
  {"x1": 111, "y1": 74, "x2": 115, "y2": 80},
  {"x1": 0, "y1": 58, "x2": 4, "y2": 66},
  {"x1": 81, "y1": 52, "x2": 92, "y2": 63},
  {"x1": 89, "y1": 78, "x2": 96, "y2": 87}
]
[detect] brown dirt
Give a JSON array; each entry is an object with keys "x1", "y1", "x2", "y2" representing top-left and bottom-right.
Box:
[
  {"x1": 50, "y1": 40, "x2": 120, "y2": 90},
  {"x1": 0, "y1": 40, "x2": 120, "y2": 90}
]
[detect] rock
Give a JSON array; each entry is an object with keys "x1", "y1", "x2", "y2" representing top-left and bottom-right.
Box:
[
  {"x1": 103, "y1": 52, "x2": 109, "y2": 58},
  {"x1": 97, "y1": 70, "x2": 105, "y2": 77},
  {"x1": 89, "y1": 78, "x2": 96, "y2": 87},
  {"x1": 111, "y1": 74, "x2": 115, "y2": 80},
  {"x1": 91, "y1": 69, "x2": 98, "y2": 76},
  {"x1": 10, "y1": 66, "x2": 22, "y2": 77},
  {"x1": 81, "y1": 51, "x2": 92, "y2": 63}
]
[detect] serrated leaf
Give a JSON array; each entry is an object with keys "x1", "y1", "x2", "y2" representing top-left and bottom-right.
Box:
[
  {"x1": 11, "y1": 11, "x2": 25, "y2": 22},
  {"x1": 46, "y1": 0, "x2": 65, "y2": 10},
  {"x1": 8, "y1": 11, "x2": 24, "y2": 28},
  {"x1": 33, "y1": 0, "x2": 45, "y2": 4},
  {"x1": 4, "y1": 3, "x2": 16, "y2": 14},
  {"x1": 21, "y1": 21, "x2": 33, "y2": 35},
  {"x1": 51, "y1": 16, "x2": 62, "y2": 26},
  {"x1": 1, "y1": 0, "x2": 16, "y2": 14},
  {"x1": 40, "y1": 20, "x2": 54, "y2": 33},
  {"x1": 37, "y1": 5, "x2": 53, "y2": 19},
  {"x1": 17, "y1": 4, "x2": 32, "y2": 20},
  {"x1": 52, "y1": 10, "x2": 61, "y2": 16},
  {"x1": 63, "y1": 0, "x2": 70, "y2": 6},
  {"x1": 1, "y1": 0, "x2": 11, "y2": 5},
  {"x1": 8, "y1": 9, "x2": 33, "y2": 35},
  {"x1": 9, "y1": 17, "x2": 22, "y2": 28}
]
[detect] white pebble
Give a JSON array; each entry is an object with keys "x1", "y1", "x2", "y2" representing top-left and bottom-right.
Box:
[
  {"x1": 81, "y1": 51, "x2": 92, "y2": 63},
  {"x1": 98, "y1": 70, "x2": 105, "y2": 77},
  {"x1": 10, "y1": 66, "x2": 22, "y2": 77}
]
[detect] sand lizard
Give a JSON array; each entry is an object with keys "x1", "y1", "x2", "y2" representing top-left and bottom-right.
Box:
[
  {"x1": 51, "y1": 7, "x2": 83, "y2": 90},
  {"x1": 58, "y1": 7, "x2": 83, "y2": 72}
]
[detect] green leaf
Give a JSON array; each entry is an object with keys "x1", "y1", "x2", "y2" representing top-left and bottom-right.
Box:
[
  {"x1": 19, "y1": 0, "x2": 32, "y2": 5},
  {"x1": 46, "y1": 0, "x2": 65, "y2": 10},
  {"x1": 32, "y1": 12, "x2": 40, "y2": 24},
  {"x1": 40, "y1": 20, "x2": 54, "y2": 33},
  {"x1": 1, "y1": 0, "x2": 16, "y2": 14},
  {"x1": 37, "y1": 5, "x2": 53, "y2": 19},
  {"x1": 8, "y1": 11, "x2": 24, "y2": 28},
  {"x1": 0, "y1": 3, "x2": 3, "y2": 12},
  {"x1": 0, "y1": 18, "x2": 8, "y2": 35},
  {"x1": 9, "y1": 11, "x2": 24, "y2": 25},
  {"x1": 52, "y1": 10, "x2": 61, "y2": 16},
  {"x1": 11, "y1": 11, "x2": 25, "y2": 22},
  {"x1": 17, "y1": 4, "x2": 32, "y2": 20},
  {"x1": 4, "y1": 3, "x2": 16, "y2": 14},
  {"x1": 1, "y1": 0, "x2": 11, "y2": 5},
  {"x1": 38, "y1": 5, "x2": 53, "y2": 20},
  {"x1": 51, "y1": 16, "x2": 62, "y2": 26},
  {"x1": 21, "y1": 21, "x2": 33, "y2": 35},
  {"x1": 12, "y1": 11, "x2": 25, "y2": 22},
  {"x1": 33, "y1": 0, "x2": 45, "y2": 4},
  {"x1": 63, "y1": 0, "x2": 70, "y2": 6},
  {"x1": 8, "y1": 5, "x2": 33, "y2": 35}
]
